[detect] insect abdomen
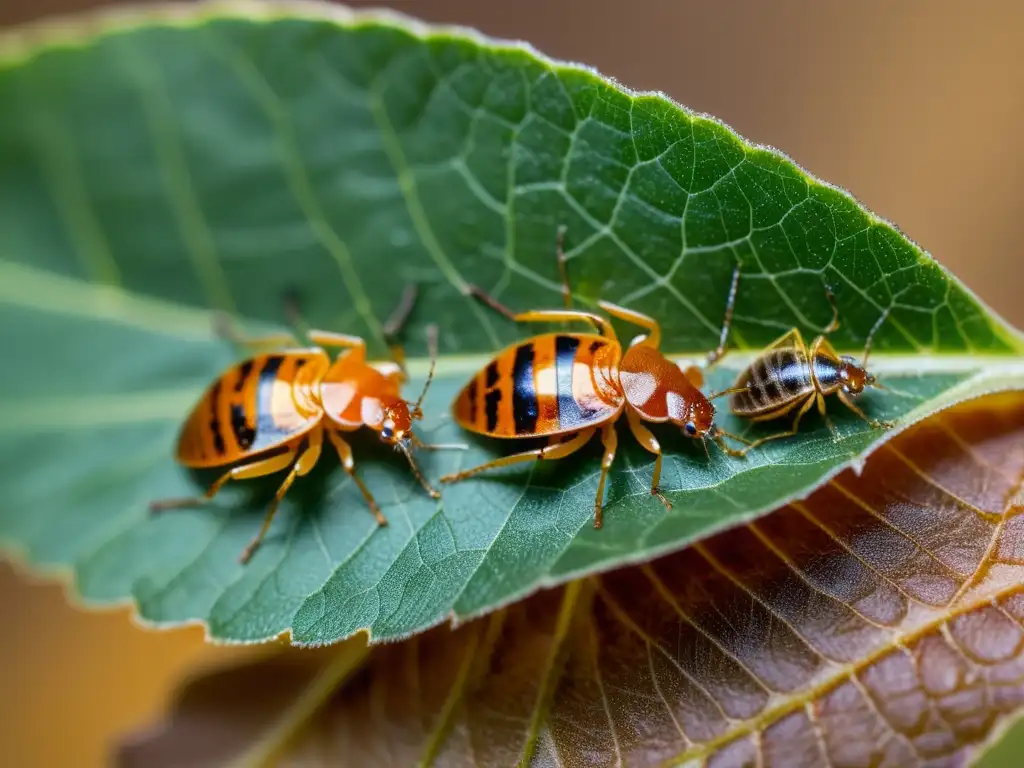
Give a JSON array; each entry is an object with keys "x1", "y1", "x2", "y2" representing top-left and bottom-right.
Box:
[
  {"x1": 177, "y1": 353, "x2": 320, "y2": 467},
  {"x1": 453, "y1": 333, "x2": 620, "y2": 437},
  {"x1": 730, "y1": 348, "x2": 814, "y2": 416}
]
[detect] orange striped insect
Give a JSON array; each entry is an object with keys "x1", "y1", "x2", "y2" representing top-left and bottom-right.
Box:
[
  {"x1": 713, "y1": 287, "x2": 893, "y2": 453},
  {"x1": 150, "y1": 289, "x2": 452, "y2": 564},
  {"x1": 444, "y1": 228, "x2": 748, "y2": 528}
]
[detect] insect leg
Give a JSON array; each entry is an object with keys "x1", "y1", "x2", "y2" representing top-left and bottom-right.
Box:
[
  {"x1": 733, "y1": 394, "x2": 818, "y2": 455},
  {"x1": 705, "y1": 264, "x2": 741, "y2": 367},
  {"x1": 150, "y1": 449, "x2": 303, "y2": 563},
  {"x1": 596, "y1": 301, "x2": 660, "y2": 349},
  {"x1": 305, "y1": 330, "x2": 367, "y2": 352},
  {"x1": 762, "y1": 328, "x2": 809, "y2": 355},
  {"x1": 382, "y1": 283, "x2": 419, "y2": 338},
  {"x1": 149, "y1": 450, "x2": 298, "y2": 515},
  {"x1": 439, "y1": 428, "x2": 596, "y2": 484},
  {"x1": 625, "y1": 408, "x2": 673, "y2": 512},
  {"x1": 471, "y1": 227, "x2": 576, "y2": 313},
  {"x1": 463, "y1": 284, "x2": 519, "y2": 320},
  {"x1": 212, "y1": 313, "x2": 299, "y2": 351},
  {"x1": 592, "y1": 422, "x2": 619, "y2": 529},
  {"x1": 511, "y1": 309, "x2": 617, "y2": 340},
  {"x1": 806, "y1": 336, "x2": 837, "y2": 437},
  {"x1": 238, "y1": 428, "x2": 324, "y2": 564},
  {"x1": 327, "y1": 430, "x2": 388, "y2": 525},
  {"x1": 816, "y1": 392, "x2": 838, "y2": 437},
  {"x1": 838, "y1": 391, "x2": 895, "y2": 430}
]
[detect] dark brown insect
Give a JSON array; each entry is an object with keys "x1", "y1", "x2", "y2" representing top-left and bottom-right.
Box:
[{"x1": 715, "y1": 288, "x2": 893, "y2": 452}]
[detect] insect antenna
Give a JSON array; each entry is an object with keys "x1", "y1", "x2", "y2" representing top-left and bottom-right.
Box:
[
  {"x1": 399, "y1": 441, "x2": 441, "y2": 499},
  {"x1": 822, "y1": 284, "x2": 841, "y2": 334},
  {"x1": 409, "y1": 432, "x2": 468, "y2": 451},
  {"x1": 861, "y1": 307, "x2": 891, "y2": 370},
  {"x1": 708, "y1": 385, "x2": 748, "y2": 401},
  {"x1": 705, "y1": 264, "x2": 741, "y2": 367},
  {"x1": 409, "y1": 323, "x2": 440, "y2": 420},
  {"x1": 406, "y1": 325, "x2": 469, "y2": 452},
  {"x1": 868, "y1": 379, "x2": 923, "y2": 398},
  {"x1": 710, "y1": 426, "x2": 750, "y2": 458},
  {"x1": 383, "y1": 283, "x2": 419, "y2": 376}
]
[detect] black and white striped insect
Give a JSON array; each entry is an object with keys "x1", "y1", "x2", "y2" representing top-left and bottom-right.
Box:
[{"x1": 715, "y1": 288, "x2": 893, "y2": 452}]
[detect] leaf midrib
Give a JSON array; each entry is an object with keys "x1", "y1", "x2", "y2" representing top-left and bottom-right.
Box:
[{"x1": 4, "y1": 263, "x2": 1021, "y2": 379}]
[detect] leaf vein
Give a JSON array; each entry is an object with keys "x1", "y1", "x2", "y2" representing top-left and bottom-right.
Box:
[{"x1": 119, "y1": 39, "x2": 237, "y2": 313}]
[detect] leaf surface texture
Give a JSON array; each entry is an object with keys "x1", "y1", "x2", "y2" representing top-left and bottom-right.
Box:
[{"x1": 0, "y1": 3, "x2": 1022, "y2": 644}]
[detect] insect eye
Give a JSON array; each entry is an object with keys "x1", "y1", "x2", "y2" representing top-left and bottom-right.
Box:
[{"x1": 684, "y1": 422, "x2": 698, "y2": 437}]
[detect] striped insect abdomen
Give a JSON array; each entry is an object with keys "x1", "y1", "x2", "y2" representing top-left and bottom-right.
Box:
[
  {"x1": 177, "y1": 352, "x2": 324, "y2": 467},
  {"x1": 452, "y1": 333, "x2": 622, "y2": 438},
  {"x1": 729, "y1": 347, "x2": 815, "y2": 418}
]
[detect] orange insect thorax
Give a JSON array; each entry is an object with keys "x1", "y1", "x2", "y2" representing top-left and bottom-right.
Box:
[
  {"x1": 618, "y1": 345, "x2": 715, "y2": 435},
  {"x1": 318, "y1": 357, "x2": 414, "y2": 443}
]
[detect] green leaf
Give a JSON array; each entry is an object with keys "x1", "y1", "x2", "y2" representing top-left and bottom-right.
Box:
[
  {"x1": 976, "y1": 717, "x2": 1024, "y2": 768},
  {"x1": 1, "y1": 2, "x2": 1022, "y2": 645},
  {"x1": 118, "y1": 395, "x2": 1024, "y2": 766}
]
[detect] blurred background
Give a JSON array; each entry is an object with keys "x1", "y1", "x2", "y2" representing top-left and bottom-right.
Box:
[{"x1": 2, "y1": 1, "x2": 1021, "y2": 765}]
